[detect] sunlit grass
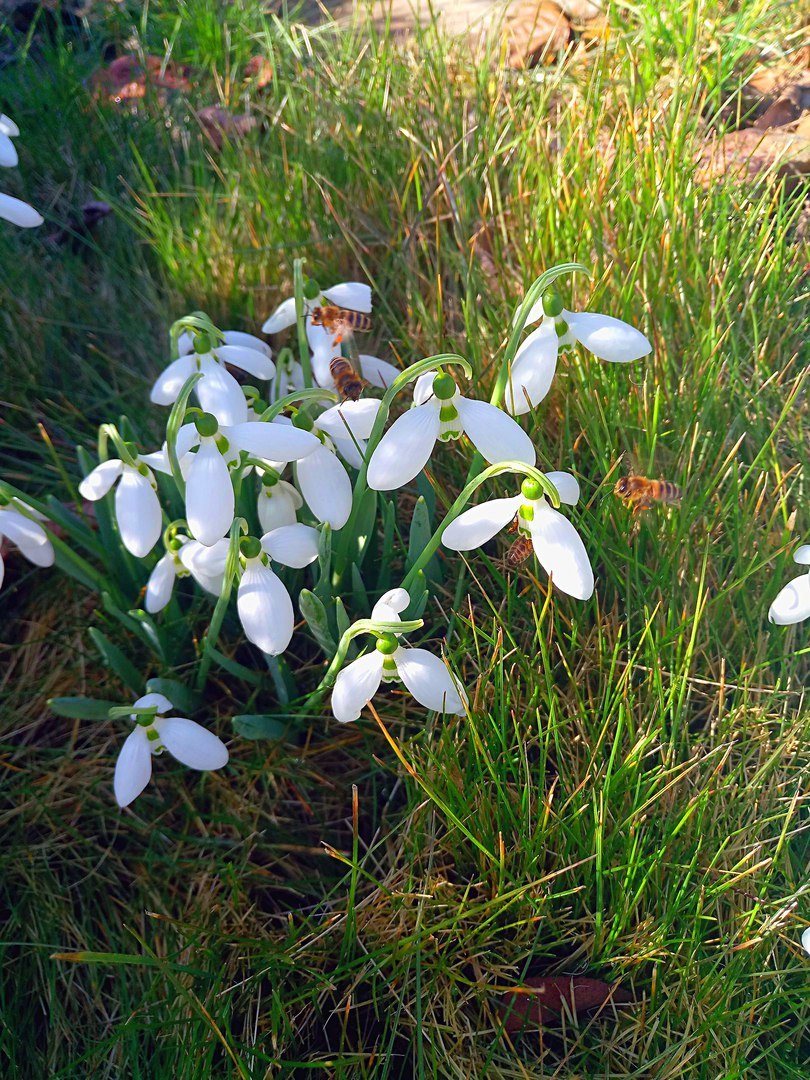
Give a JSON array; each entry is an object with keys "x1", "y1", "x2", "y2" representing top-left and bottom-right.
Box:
[{"x1": 0, "y1": 0, "x2": 808, "y2": 1075}]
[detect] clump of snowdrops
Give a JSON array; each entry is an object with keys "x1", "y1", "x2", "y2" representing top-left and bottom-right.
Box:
[{"x1": 1, "y1": 253, "x2": 803, "y2": 810}]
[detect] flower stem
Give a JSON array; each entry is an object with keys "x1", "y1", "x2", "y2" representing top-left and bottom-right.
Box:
[
  {"x1": 166, "y1": 371, "x2": 204, "y2": 499},
  {"x1": 195, "y1": 518, "x2": 246, "y2": 692},
  {"x1": 293, "y1": 259, "x2": 313, "y2": 390},
  {"x1": 259, "y1": 387, "x2": 339, "y2": 423}
]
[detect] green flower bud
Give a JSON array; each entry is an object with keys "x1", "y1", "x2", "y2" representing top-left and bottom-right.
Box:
[
  {"x1": 303, "y1": 278, "x2": 321, "y2": 300},
  {"x1": 240, "y1": 536, "x2": 262, "y2": 559},
  {"x1": 542, "y1": 291, "x2": 564, "y2": 318},
  {"x1": 521, "y1": 477, "x2": 542, "y2": 501},
  {"x1": 194, "y1": 413, "x2": 219, "y2": 438},
  {"x1": 433, "y1": 372, "x2": 457, "y2": 401},
  {"x1": 376, "y1": 633, "x2": 399, "y2": 655},
  {"x1": 194, "y1": 333, "x2": 212, "y2": 354}
]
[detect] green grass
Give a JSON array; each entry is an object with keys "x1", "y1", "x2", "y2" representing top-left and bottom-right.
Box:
[{"x1": 1, "y1": 0, "x2": 809, "y2": 1076}]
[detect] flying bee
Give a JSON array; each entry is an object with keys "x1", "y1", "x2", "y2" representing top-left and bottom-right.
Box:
[
  {"x1": 614, "y1": 476, "x2": 681, "y2": 515},
  {"x1": 329, "y1": 356, "x2": 367, "y2": 402},
  {"x1": 310, "y1": 306, "x2": 372, "y2": 346},
  {"x1": 504, "y1": 516, "x2": 534, "y2": 568}
]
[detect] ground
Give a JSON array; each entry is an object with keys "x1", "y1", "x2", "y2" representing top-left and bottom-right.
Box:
[{"x1": 0, "y1": 1, "x2": 809, "y2": 1077}]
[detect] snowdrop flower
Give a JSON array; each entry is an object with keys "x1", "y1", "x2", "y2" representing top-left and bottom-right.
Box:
[
  {"x1": 79, "y1": 456, "x2": 162, "y2": 558},
  {"x1": 179, "y1": 414, "x2": 320, "y2": 547},
  {"x1": 367, "y1": 371, "x2": 536, "y2": 492},
  {"x1": 145, "y1": 536, "x2": 230, "y2": 613},
  {"x1": 257, "y1": 471, "x2": 303, "y2": 534},
  {"x1": 443, "y1": 472, "x2": 594, "y2": 600},
  {"x1": 262, "y1": 280, "x2": 371, "y2": 335},
  {"x1": 0, "y1": 503, "x2": 54, "y2": 588},
  {"x1": 152, "y1": 330, "x2": 276, "y2": 426},
  {"x1": 307, "y1": 321, "x2": 400, "y2": 393},
  {"x1": 331, "y1": 588, "x2": 466, "y2": 723},
  {"x1": 505, "y1": 290, "x2": 651, "y2": 415},
  {"x1": 768, "y1": 544, "x2": 810, "y2": 626},
  {"x1": 236, "y1": 527, "x2": 320, "y2": 655},
  {"x1": 802, "y1": 927, "x2": 810, "y2": 957},
  {"x1": 0, "y1": 113, "x2": 43, "y2": 228},
  {"x1": 114, "y1": 692, "x2": 228, "y2": 808}
]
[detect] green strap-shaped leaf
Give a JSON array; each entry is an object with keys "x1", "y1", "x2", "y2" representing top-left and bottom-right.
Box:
[
  {"x1": 145, "y1": 678, "x2": 202, "y2": 715},
  {"x1": 48, "y1": 697, "x2": 120, "y2": 720},
  {"x1": 300, "y1": 588, "x2": 337, "y2": 656},
  {"x1": 232, "y1": 714, "x2": 289, "y2": 741},
  {"x1": 87, "y1": 628, "x2": 143, "y2": 694}
]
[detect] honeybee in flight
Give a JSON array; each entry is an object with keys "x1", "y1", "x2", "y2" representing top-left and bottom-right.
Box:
[
  {"x1": 614, "y1": 476, "x2": 681, "y2": 515},
  {"x1": 310, "y1": 306, "x2": 372, "y2": 346},
  {"x1": 504, "y1": 515, "x2": 533, "y2": 568},
  {"x1": 328, "y1": 356, "x2": 366, "y2": 402}
]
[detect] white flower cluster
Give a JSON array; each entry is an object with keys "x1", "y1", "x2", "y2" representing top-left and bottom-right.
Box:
[
  {"x1": 0, "y1": 113, "x2": 42, "y2": 228},
  {"x1": 4, "y1": 264, "x2": 805, "y2": 811}
]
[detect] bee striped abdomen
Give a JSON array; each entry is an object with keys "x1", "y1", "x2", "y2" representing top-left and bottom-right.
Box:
[{"x1": 329, "y1": 357, "x2": 367, "y2": 402}]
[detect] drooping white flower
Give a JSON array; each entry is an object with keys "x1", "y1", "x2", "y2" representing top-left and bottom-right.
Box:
[
  {"x1": 0, "y1": 504, "x2": 54, "y2": 588},
  {"x1": 171, "y1": 415, "x2": 320, "y2": 547},
  {"x1": 257, "y1": 472, "x2": 303, "y2": 533},
  {"x1": 144, "y1": 536, "x2": 230, "y2": 613},
  {"x1": 0, "y1": 113, "x2": 42, "y2": 228},
  {"x1": 236, "y1": 526, "x2": 320, "y2": 655},
  {"x1": 79, "y1": 457, "x2": 162, "y2": 558},
  {"x1": 331, "y1": 589, "x2": 466, "y2": 723},
  {"x1": 442, "y1": 472, "x2": 594, "y2": 600},
  {"x1": 114, "y1": 692, "x2": 228, "y2": 808},
  {"x1": 768, "y1": 544, "x2": 810, "y2": 627},
  {"x1": 504, "y1": 291, "x2": 651, "y2": 415},
  {"x1": 152, "y1": 329, "x2": 276, "y2": 426},
  {"x1": 262, "y1": 280, "x2": 372, "y2": 335},
  {"x1": 307, "y1": 319, "x2": 400, "y2": 393},
  {"x1": 367, "y1": 371, "x2": 536, "y2": 492},
  {"x1": 802, "y1": 926, "x2": 810, "y2": 957}
]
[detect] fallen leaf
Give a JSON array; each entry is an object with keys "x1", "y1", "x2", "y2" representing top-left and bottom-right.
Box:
[
  {"x1": 46, "y1": 201, "x2": 112, "y2": 249},
  {"x1": 197, "y1": 106, "x2": 257, "y2": 150},
  {"x1": 697, "y1": 128, "x2": 810, "y2": 190},
  {"x1": 754, "y1": 84, "x2": 809, "y2": 130},
  {"x1": 507, "y1": 1, "x2": 571, "y2": 69},
  {"x1": 244, "y1": 55, "x2": 273, "y2": 89},
  {"x1": 90, "y1": 54, "x2": 193, "y2": 103},
  {"x1": 497, "y1": 974, "x2": 632, "y2": 1033}
]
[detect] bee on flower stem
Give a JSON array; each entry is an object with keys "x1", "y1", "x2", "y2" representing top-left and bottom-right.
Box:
[{"x1": 614, "y1": 476, "x2": 681, "y2": 515}]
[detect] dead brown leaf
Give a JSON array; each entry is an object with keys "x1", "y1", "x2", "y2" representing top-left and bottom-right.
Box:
[
  {"x1": 197, "y1": 106, "x2": 257, "y2": 150},
  {"x1": 90, "y1": 54, "x2": 194, "y2": 103},
  {"x1": 497, "y1": 974, "x2": 633, "y2": 1033},
  {"x1": 244, "y1": 55, "x2": 274, "y2": 89},
  {"x1": 697, "y1": 128, "x2": 810, "y2": 190},
  {"x1": 507, "y1": 1, "x2": 571, "y2": 69}
]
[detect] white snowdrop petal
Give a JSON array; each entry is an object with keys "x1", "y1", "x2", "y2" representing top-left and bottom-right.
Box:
[
  {"x1": 261, "y1": 523, "x2": 320, "y2": 568},
  {"x1": 522, "y1": 295, "x2": 546, "y2": 327},
  {"x1": 262, "y1": 296, "x2": 297, "y2": 334},
  {"x1": 317, "y1": 399, "x2": 381, "y2": 441},
  {"x1": 311, "y1": 346, "x2": 337, "y2": 389},
  {"x1": 179, "y1": 538, "x2": 229, "y2": 594},
  {"x1": 257, "y1": 486, "x2": 299, "y2": 533},
  {"x1": 214, "y1": 344, "x2": 275, "y2": 380},
  {"x1": 222, "y1": 330, "x2": 272, "y2": 357},
  {"x1": 227, "y1": 420, "x2": 319, "y2": 463},
  {"x1": 413, "y1": 372, "x2": 438, "y2": 406},
  {"x1": 566, "y1": 310, "x2": 651, "y2": 363},
  {"x1": 394, "y1": 647, "x2": 466, "y2": 714},
  {"x1": 768, "y1": 575, "x2": 810, "y2": 626},
  {"x1": 150, "y1": 354, "x2": 196, "y2": 406},
  {"x1": 455, "y1": 396, "x2": 536, "y2": 467},
  {"x1": 367, "y1": 403, "x2": 441, "y2": 491},
  {"x1": 237, "y1": 561, "x2": 295, "y2": 655},
  {"x1": 0, "y1": 510, "x2": 55, "y2": 566},
  {"x1": 78, "y1": 459, "x2": 123, "y2": 501},
  {"x1": 331, "y1": 651, "x2": 384, "y2": 723},
  {"x1": 295, "y1": 445, "x2": 353, "y2": 529},
  {"x1": 186, "y1": 441, "x2": 234, "y2": 547},
  {"x1": 544, "y1": 471, "x2": 580, "y2": 506},
  {"x1": 154, "y1": 717, "x2": 229, "y2": 770},
  {"x1": 441, "y1": 495, "x2": 523, "y2": 551},
  {"x1": 330, "y1": 433, "x2": 366, "y2": 470},
  {"x1": 802, "y1": 927, "x2": 810, "y2": 957},
  {"x1": 323, "y1": 282, "x2": 372, "y2": 312},
  {"x1": 0, "y1": 551, "x2": 4, "y2": 590},
  {"x1": 793, "y1": 545, "x2": 810, "y2": 566},
  {"x1": 146, "y1": 553, "x2": 177, "y2": 613},
  {"x1": 133, "y1": 692, "x2": 174, "y2": 714},
  {"x1": 359, "y1": 355, "x2": 400, "y2": 389},
  {"x1": 115, "y1": 471, "x2": 162, "y2": 558},
  {"x1": 114, "y1": 728, "x2": 153, "y2": 808},
  {"x1": 504, "y1": 323, "x2": 559, "y2": 415},
  {"x1": 528, "y1": 502, "x2": 595, "y2": 600},
  {"x1": 372, "y1": 588, "x2": 411, "y2": 619},
  {"x1": 0, "y1": 133, "x2": 19, "y2": 167},
  {"x1": 0, "y1": 114, "x2": 20, "y2": 137},
  {"x1": 196, "y1": 355, "x2": 249, "y2": 426},
  {"x1": 177, "y1": 330, "x2": 194, "y2": 355},
  {"x1": 0, "y1": 192, "x2": 42, "y2": 227}
]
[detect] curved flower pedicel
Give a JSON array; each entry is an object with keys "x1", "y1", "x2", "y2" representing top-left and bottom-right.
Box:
[
  {"x1": 0, "y1": 503, "x2": 54, "y2": 588},
  {"x1": 504, "y1": 290, "x2": 651, "y2": 415},
  {"x1": 331, "y1": 589, "x2": 467, "y2": 723},
  {"x1": 79, "y1": 456, "x2": 162, "y2": 558},
  {"x1": 0, "y1": 113, "x2": 43, "y2": 228},
  {"x1": 152, "y1": 329, "x2": 276, "y2": 426},
  {"x1": 768, "y1": 545, "x2": 810, "y2": 626},
  {"x1": 442, "y1": 473, "x2": 594, "y2": 600},
  {"x1": 367, "y1": 371, "x2": 536, "y2": 491},
  {"x1": 236, "y1": 526, "x2": 320, "y2": 655},
  {"x1": 114, "y1": 692, "x2": 228, "y2": 808}
]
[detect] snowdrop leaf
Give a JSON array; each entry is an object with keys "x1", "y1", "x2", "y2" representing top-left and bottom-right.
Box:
[
  {"x1": 88, "y1": 628, "x2": 143, "y2": 693},
  {"x1": 299, "y1": 588, "x2": 337, "y2": 656},
  {"x1": 49, "y1": 697, "x2": 120, "y2": 720},
  {"x1": 232, "y1": 714, "x2": 288, "y2": 741},
  {"x1": 335, "y1": 596, "x2": 351, "y2": 642},
  {"x1": 205, "y1": 644, "x2": 263, "y2": 685},
  {"x1": 407, "y1": 496, "x2": 432, "y2": 571},
  {"x1": 351, "y1": 563, "x2": 369, "y2": 611}
]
